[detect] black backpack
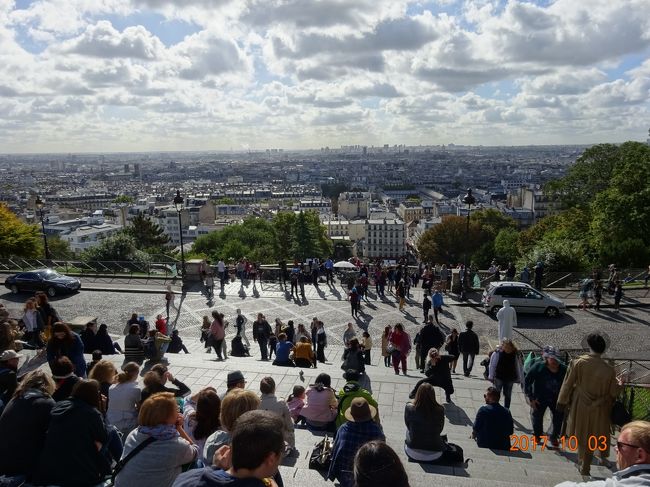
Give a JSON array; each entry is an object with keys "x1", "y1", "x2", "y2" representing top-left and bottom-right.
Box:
[{"x1": 231, "y1": 336, "x2": 250, "y2": 357}]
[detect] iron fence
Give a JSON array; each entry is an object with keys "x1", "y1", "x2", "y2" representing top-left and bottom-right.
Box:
[{"x1": 0, "y1": 258, "x2": 179, "y2": 279}]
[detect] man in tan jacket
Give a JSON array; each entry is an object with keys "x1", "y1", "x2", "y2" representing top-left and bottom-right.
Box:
[{"x1": 557, "y1": 333, "x2": 622, "y2": 476}]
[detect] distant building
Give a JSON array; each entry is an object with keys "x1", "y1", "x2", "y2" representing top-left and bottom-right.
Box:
[
  {"x1": 338, "y1": 192, "x2": 370, "y2": 219},
  {"x1": 362, "y1": 218, "x2": 406, "y2": 259},
  {"x1": 397, "y1": 201, "x2": 425, "y2": 223},
  {"x1": 508, "y1": 188, "x2": 559, "y2": 223},
  {"x1": 299, "y1": 199, "x2": 331, "y2": 214},
  {"x1": 63, "y1": 223, "x2": 123, "y2": 254}
]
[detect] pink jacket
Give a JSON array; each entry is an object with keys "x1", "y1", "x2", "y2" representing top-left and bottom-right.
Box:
[
  {"x1": 210, "y1": 319, "x2": 225, "y2": 340},
  {"x1": 301, "y1": 387, "x2": 337, "y2": 425},
  {"x1": 389, "y1": 330, "x2": 411, "y2": 355}
]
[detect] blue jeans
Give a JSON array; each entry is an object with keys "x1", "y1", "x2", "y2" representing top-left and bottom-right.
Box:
[{"x1": 493, "y1": 379, "x2": 514, "y2": 409}]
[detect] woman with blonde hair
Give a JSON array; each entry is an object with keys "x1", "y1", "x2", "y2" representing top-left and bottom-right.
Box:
[
  {"x1": 0, "y1": 370, "x2": 55, "y2": 480},
  {"x1": 107, "y1": 362, "x2": 142, "y2": 437},
  {"x1": 202, "y1": 388, "x2": 261, "y2": 466},
  {"x1": 22, "y1": 298, "x2": 44, "y2": 348},
  {"x1": 88, "y1": 359, "x2": 118, "y2": 402},
  {"x1": 115, "y1": 392, "x2": 198, "y2": 487}
]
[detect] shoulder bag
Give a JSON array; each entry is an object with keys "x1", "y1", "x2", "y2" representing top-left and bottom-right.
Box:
[{"x1": 109, "y1": 436, "x2": 157, "y2": 485}]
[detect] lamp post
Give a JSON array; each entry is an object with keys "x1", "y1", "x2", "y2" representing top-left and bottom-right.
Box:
[
  {"x1": 35, "y1": 195, "x2": 51, "y2": 260},
  {"x1": 173, "y1": 190, "x2": 186, "y2": 285},
  {"x1": 461, "y1": 188, "x2": 476, "y2": 300}
]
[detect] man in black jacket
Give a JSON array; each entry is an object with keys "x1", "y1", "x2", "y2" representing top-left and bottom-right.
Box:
[
  {"x1": 417, "y1": 317, "x2": 446, "y2": 373},
  {"x1": 253, "y1": 313, "x2": 272, "y2": 361},
  {"x1": 458, "y1": 321, "x2": 480, "y2": 377}
]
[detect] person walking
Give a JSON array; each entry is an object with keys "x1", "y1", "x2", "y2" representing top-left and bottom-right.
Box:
[
  {"x1": 164, "y1": 285, "x2": 176, "y2": 319},
  {"x1": 496, "y1": 300, "x2": 517, "y2": 341},
  {"x1": 432, "y1": 288, "x2": 444, "y2": 324},
  {"x1": 418, "y1": 317, "x2": 446, "y2": 374},
  {"x1": 557, "y1": 333, "x2": 621, "y2": 476},
  {"x1": 594, "y1": 280, "x2": 603, "y2": 311},
  {"x1": 524, "y1": 346, "x2": 566, "y2": 448},
  {"x1": 444, "y1": 329, "x2": 460, "y2": 373},
  {"x1": 440, "y1": 265, "x2": 448, "y2": 294},
  {"x1": 381, "y1": 326, "x2": 392, "y2": 368},
  {"x1": 396, "y1": 280, "x2": 406, "y2": 311},
  {"x1": 316, "y1": 321, "x2": 327, "y2": 364},
  {"x1": 488, "y1": 339, "x2": 524, "y2": 409},
  {"x1": 388, "y1": 323, "x2": 411, "y2": 376},
  {"x1": 235, "y1": 309, "x2": 250, "y2": 347},
  {"x1": 614, "y1": 280, "x2": 624, "y2": 312},
  {"x1": 350, "y1": 286, "x2": 361, "y2": 318},
  {"x1": 534, "y1": 262, "x2": 544, "y2": 290},
  {"x1": 458, "y1": 321, "x2": 480, "y2": 377},
  {"x1": 422, "y1": 292, "x2": 431, "y2": 323},
  {"x1": 209, "y1": 311, "x2": 226, "y2": 360},
  {"x1": 252, "y1": 313, "x2": 272, "y2": 361},
  {"x1": 204, "y1": 271, "x2": 214, "y2": 298}
]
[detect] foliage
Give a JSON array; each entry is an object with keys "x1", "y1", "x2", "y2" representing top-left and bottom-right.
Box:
[
  {"x1": 493, "y1": 228, "x2": 520, "y2": 264},
  {"x1": 272, "y1": 211, "x2": 296, "y2": 260},
  {"x1": 418, "y1": 216, "x2": 483, "y2": 264},
  {"x1": 123, "y1": 213, "x2": 170, "y2": 253},
  {"x1": 192, "y1": 218, "x2": 277, "y2": 263},
  {"x1": 471, "y1": 208, "x2": 517, "y2": 238},
  {"x1": 82, "y1": 232, "x2": 151, "y2": 266},
  {"x1": 321, "y1": 182, "x2": 349, "y2": 199},
  {"x1": 47, "y1": 236, "x2": 74, "y2": 260},
  {"x1": 113, "y1": 195, "x2": 135, "y2": 204},
  {"x1": 0, "y1": 204, "x2": 42, "y2": 258},
  {"x1": 516, "y1": 239, "x2": 590, "y2": 273}
]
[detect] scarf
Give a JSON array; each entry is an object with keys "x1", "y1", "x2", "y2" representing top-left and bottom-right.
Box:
[{"x1": 139, "y1": 424, "x2": 179, "y2": 441}]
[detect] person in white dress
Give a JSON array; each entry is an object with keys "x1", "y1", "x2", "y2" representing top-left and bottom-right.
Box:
[{"x1": 496, "y1": 300, "x2": 517, "y2": 341}]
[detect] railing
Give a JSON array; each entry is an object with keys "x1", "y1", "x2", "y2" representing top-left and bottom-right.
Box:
[{"x1": 0, "y1": 258, "x2": 179, "y2": 279}]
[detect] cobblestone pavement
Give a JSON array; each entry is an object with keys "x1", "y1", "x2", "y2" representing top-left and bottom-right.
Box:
[{"x1": 2, "y1": 278, "x2": 649, "y2": 356}]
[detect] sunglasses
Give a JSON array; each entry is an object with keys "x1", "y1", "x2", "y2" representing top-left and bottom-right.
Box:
[{"x1": 615, "y1": 441, "x2": 641, "y2": 451}]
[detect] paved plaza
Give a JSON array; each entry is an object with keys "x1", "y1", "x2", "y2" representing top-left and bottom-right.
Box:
[{"x1": 2, "y1": 278, "x2": 649, "y2": 486}]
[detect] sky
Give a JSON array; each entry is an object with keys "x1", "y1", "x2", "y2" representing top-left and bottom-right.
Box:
[{"x1": 0, "y1": 0, "x2": 649, "y2": 153}]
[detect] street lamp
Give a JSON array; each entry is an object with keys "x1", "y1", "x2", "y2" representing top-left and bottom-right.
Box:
[
  {"x1": 35, "y1": 195, "x2": 51, "y2": 260},
  {"x1": 461, "y1": 188, "x2": 476, "y2": 300},
  {"x1": 173, "y1": 190, "x2": 186, "y2": 284}
]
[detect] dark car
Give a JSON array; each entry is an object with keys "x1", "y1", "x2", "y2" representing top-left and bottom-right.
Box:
[{"x1": 5, "y1": 269, "x2": 81, "y2": 297}]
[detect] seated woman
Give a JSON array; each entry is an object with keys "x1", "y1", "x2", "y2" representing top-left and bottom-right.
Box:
[
  {"x1": 47, "y1": 322, "x2": 87, "y2": 378},
  {"x1": 341, "y1": 338, "x2": 365, "y2": 374},
  {"x1": 141, "y1": 364, "x2": 190, "y2": 403},
  {"x1": 51, "y1": 356, "x2": 81, "y2": 402},
  {"x1": 168, "y1": 330, "x2": 190, "y2": 354},
  {"x1": 300, "y1": 373, "x2": 337, "y2": 432},
  {"x1": 404, "y1": 383, "x2": 447, "y2": 462},
  {"x1": 107, "y1": 362, "x2": 141, "y2": 438},
  {"x1": 272, "y1": 333, "x2": 295, "y2": 367},
  {"x1": 96, "y1": 323, "x2": 123, "y2": 355},
  {"x1": 88, "y1": 359, "x2": 118, "y2": 405},
  {"x1": 33, "y1": 380, "x2": 110, "y2": 487},
  {"x1": 0, "y1": 370, "x2": 55, "y2": 483},
  {"x1": 124, "y1": 324, "x2": 145, "y2": 364},
  {"x1": 183, "y1": 387, "x2": 221, "y2": 463},
  {"x1": 115, "y1": 392, "x2": 198, "y2": 487},
  {"x1": 293, "y1": 336, "x2": 316, "y2": 368},
  {"x1": 202, "y1": 388, "x2": 260, "y2": 466}
]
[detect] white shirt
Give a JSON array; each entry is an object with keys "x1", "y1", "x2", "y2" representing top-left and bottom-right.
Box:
[
  {"x1": 217, "y1": 261, "x2": 225, "y2": 272},
  {"x1": 107, "y1": 381, "x2": 141, "y2": 432}
]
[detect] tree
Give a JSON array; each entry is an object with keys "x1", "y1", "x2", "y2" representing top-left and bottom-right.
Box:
[
  {"x1": 292, "y1": 211, "x2": 315, "y2": 261},
  {"x1": 0, "y1": 204, "x2": 42, "y2": 258},
  {"x1": 418, "y1": 217, "x2": 483, "y2": 264},
  {"x1": 113, "y1": 195, "x2": 135, "y2": 204},
  {"x1": 214, "y1": 197, "x2": 236, "y2": 205},
  {"x1": 82, "y1": 232, "x2": 151, "y2": 266},
  {"x1": 123, "y1": 213, "x2": 170, "y2": 253},
  {"x1": 192, "y1": 218, "x2": 277, "y2": 263},
  {"x1": 517, "y1": 239, "x2": 589, "y2": 273},
  {"x1": 494, "y1": 228, "x2": 520, "y2": 264},
  {"x1": 272, "y1": 211, "x2": 296, "y2": 260},
  {"x1": 47, "y1": 236, "x2": 74, "y2": 260},
  {"x1": 471, "y1": 208, "x2": 517, "y2": 238}
]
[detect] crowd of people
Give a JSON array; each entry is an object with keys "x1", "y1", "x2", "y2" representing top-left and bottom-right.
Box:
[{"x1": 0, "y1": 256, "x2": 648, "y2": 487}]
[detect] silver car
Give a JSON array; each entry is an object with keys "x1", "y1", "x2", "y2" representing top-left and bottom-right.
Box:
[{"x1": 481, "y1": 281, "x2": 565, "y2": 317}]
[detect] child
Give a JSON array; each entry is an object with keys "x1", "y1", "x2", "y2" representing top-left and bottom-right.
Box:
[
  {"x1": 268, "y1": 332, "x2": 278, "y2": 359},
  {"x1": 200, "y1": 315, "x2": 211, "y2": 353},
  {"x1": 86, "y1": 350, "x2": 102, "y2": 375},
  {"x1": 614, "y1": 281, "x2": 624, "y2": 312},
  {"x1": 287, "y1": 385, "x2": 306, "y2": 424}
]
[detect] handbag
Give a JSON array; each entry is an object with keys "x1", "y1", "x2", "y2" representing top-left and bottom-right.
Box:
[
  {"x1": 308, "y1": 435, "x2": 333, "y2": 471},
  {"x1": 108, "y1": 436, "x2": 156, "y2": 485}
]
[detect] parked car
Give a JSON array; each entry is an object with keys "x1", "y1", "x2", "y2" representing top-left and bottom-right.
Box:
[
  {"x1": 481, "y1": 281, "x2": 565, "y2": 317},
  {"x1": 4, "y1": 268, "x2": 81, "y2": 297}
]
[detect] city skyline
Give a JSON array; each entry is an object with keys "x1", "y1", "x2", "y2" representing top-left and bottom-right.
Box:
[{"x1": 1, "y1": 0, "x2": 649, "y2": 153}]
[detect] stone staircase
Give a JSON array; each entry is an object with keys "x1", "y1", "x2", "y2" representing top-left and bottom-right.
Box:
[{"x1": 97, "y1": 336, "x2": 617, "y2": 487}]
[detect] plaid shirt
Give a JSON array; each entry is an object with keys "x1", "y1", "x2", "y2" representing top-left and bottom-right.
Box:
[{"x1": 327, "y1": 420, "x2": 385, "y2": 486}]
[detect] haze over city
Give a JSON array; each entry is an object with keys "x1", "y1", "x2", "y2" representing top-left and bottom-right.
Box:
[{"x1": 1, "y1": 0, "x2": 649, "y2": 153}]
